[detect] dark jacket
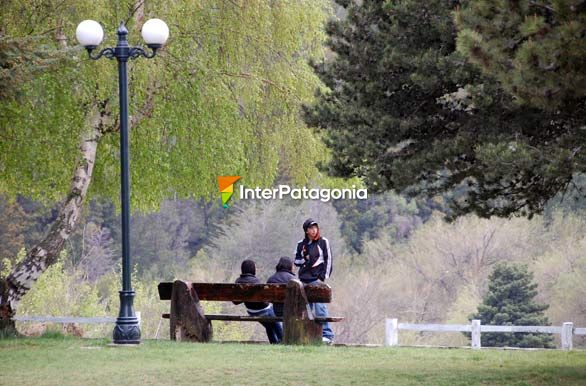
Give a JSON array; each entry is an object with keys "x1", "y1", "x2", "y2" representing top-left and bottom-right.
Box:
[
  {"x1": 267, "y1": 268, "x2": 296, "y2": 317},
  {"x1": 294, "y1": 237, "x2": 332, "y2": 283},
  {"x1": 234, "y1": 273, "x2": 271, "y2": 312}
]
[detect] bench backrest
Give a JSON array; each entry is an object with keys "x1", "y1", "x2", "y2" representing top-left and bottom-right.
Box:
[{"x1": 158, "y1": 282, "x2": 331, "y2": 303}]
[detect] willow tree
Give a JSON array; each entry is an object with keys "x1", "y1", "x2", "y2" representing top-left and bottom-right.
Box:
[{"x1": 0, "y1": 0, "x2": 330, "y2": 333}]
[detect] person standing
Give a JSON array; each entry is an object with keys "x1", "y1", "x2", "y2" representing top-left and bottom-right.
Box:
[
  {"x1": 294, "y1": 218, "x2": 334, "y2": 344},
  {"x1": 267, "y1": 256, "x2": 296, "y2": 317},
  {"x1": 234, "y1": 259, "x2": 283, "y2": 344}
]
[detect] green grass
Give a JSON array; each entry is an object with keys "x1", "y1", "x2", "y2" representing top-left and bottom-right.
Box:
[{"x1": 1, "y1": 337, "x2": 585, "y2": 385}]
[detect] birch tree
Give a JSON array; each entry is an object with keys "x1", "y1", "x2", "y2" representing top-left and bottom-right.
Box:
[{"x1": 0, "y1": 0, "x2": 330, "y2": 333}]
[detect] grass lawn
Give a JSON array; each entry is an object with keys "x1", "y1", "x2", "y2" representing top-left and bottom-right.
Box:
[{"x1": 1, "y1": 336, "x2": 585, "y2": 385}]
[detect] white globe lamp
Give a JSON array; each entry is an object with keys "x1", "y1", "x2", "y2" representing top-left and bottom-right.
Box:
[{"x1": 75, "y1": 20, "x2": 104, "y2": 49}]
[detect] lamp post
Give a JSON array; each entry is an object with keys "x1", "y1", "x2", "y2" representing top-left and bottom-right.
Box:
[{"x1": 76, "y1": 19, "x2": 169, "y2": 344}]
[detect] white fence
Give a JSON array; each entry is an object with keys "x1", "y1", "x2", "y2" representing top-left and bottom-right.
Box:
[
  {"x1": 14, "y1": 316, "x2": 116, "y2": 324},
  {"x1": 14, "y1": 313, "x2": 141, "y2": 325},
  {"x1": 385, "y1": 318, "x2": 586, "y2": 350}
]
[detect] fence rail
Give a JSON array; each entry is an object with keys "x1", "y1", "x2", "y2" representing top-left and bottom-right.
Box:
[
  {"x1": 386, "y1": 319, "x2": 583, "y2": 350},
  {"x1": 14, "y1": 316, "x2": 116, "y2": 324},
  {"x1": 14, "y1": 313, "x2": 141, "y2": 325}
]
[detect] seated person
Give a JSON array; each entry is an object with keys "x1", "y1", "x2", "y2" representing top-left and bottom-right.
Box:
[
  {"x1": 234, "y1": 259, "x2": 283, "y2": 344},
  {"x1": 267, "y1": 256, "x2": 296, "y2": 317}
]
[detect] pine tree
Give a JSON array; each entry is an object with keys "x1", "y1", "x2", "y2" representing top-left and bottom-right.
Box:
[
  {"x1": 471, "y1": 263, "x2": 555, "y2": 348},
  {"x1": 305, "y1": 0, "x2": 585, "y2": 219},
  {"x1": 455, "y1": 0, "x2": 586, "y2": 110}
]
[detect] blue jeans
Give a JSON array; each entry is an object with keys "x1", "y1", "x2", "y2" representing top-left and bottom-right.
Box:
[
  {"x1": 248, "y1": 306, "x2": 283, "y2": 344},
  {"x1": 306, "y1": 281, "x2": 334, "y2": 340}
]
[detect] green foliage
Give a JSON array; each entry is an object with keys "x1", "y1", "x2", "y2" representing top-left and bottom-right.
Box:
[
  {"x1": 471, "y1": 263, "x2": 555, "y2": 348},
  {"x1": 455, "y1": 0, "x2": 586, "y2": 110},
  {"x1": 201, "y1": 301, "x2": 253, "y2": 341},
  {"x1": 128, "y1": 199, "x2": 227, "y2": 279},
  {"x1": 1, "y1": 248, "x2": 25, "y2": 280},
  {"x1": 15, "y1": 252, "x2": 252, "y2": 340},
  {"x1": 0, "y1": 0, "x2": 331, "y2": 209},
  {"x1": 332, "y1": 191, "x2": 421, "y2": 253},
  {"x1": 38, "y1": 330, "x2": 68, "y2": 339},
  {"x1": 0, "y1": 199, "x2": 27, "y2": 267},
  {"x1": 305, "y1": 0, "x2": 585, "y2": 219},
  {"x1": 17, "y1": 251, "x2": 108, "y2": 319},
  {"x1": 0, "y1": 35, "x2": 76, "y2": 101}
]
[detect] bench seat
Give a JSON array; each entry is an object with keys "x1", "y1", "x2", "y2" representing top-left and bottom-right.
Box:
[
  {"x1": 160, "y1": 280, "x2": 343, "y2": 344},
  {"x1": 162, "y1": 313, "x2": 343, "y2": 323}
]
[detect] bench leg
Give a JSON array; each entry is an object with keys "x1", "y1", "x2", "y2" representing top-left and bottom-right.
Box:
[
  {"x1": 283, "y1": 279, "x2": 322, "y2": 345},
  {"x1": 170, "y1": 280, "x2": 213, "y2": 342}
]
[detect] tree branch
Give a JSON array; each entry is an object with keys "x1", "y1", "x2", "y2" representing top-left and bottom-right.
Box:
[{"x1": 528, "y1": 1, "x2": 556, "y2": 14}]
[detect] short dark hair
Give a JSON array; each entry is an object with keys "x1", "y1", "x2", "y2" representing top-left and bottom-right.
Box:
[{"x1": 241, "y1": 259, "x2": 256, "y2": 275}]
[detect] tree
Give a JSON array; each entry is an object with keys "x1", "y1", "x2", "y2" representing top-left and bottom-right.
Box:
[
  {"x1": 0, "y1": 198, "x2": 28, "y2": 265},
  {"x1": 453, "y1": 0, "x2": 586, "y2": 217},
  {"x1": 332, "y1": 192, "x2": 421, "y2": 253},
  {"x1": 471, "y1": 263, "x2": 554, "y2": 348},
  {"x1": 305, "y1": 0, "x2": 585, "y2": 220},
  {"x1": 129, "y1": 200, "x2": 218, "y2": 280},
  {"x1": 200, "y1": 198, "x2": 347, "y2": 280},
  {"x1": 455, "y1": 0, "x2": 586, "y2": 110},
  {"x1": 0, "y1": 0, "x2": 330, "y2": 333},
  {"x1": 0, "y1": 34, "x2": 75, "y2": 101}
]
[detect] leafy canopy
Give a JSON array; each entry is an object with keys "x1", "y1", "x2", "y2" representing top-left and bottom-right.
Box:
[
  {"x1": 455, "y1": 0, "x2": 586, "y2": 110},
  {"x1": 305, "y1": 0, "x2": 585, "y2": 219},
  {"x1": 0, "y1": 0, "x2": 331, "y2": 210}
]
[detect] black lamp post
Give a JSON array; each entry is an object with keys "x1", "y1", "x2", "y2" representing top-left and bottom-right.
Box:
[{"x1": 76, "y1": 19, "x2": 169, "y2": 344}]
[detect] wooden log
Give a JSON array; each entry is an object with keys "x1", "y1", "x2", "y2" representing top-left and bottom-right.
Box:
[
  {"x1": 282, "y1": 279, "x2": 323, "y2": 345},
  {"x1": 170, "y1": 280, "x2": 212, "y2": 342},
  {"x1": 158, "y1": 282, "x2": 332, "y2": 303}
]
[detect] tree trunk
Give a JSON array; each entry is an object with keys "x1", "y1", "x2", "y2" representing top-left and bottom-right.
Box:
[{"x1": 0, "y1": 102, "x2": 107, "y2": 334}]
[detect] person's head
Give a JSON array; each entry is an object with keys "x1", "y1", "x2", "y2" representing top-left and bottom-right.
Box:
[
  {"x1": 276, "y1": 256, "x2": 293, "y2": 272},
  {"x1": 241, "y1": 259, "x2": 256, "y2": 275},
  {"x1": 302, "y1": 218, "x2": 320, "y2": 241}
]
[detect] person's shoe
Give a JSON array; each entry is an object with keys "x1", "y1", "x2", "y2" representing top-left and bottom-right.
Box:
[{"x1": 322, "y1": 337, "x2": 333, "y2": 345}]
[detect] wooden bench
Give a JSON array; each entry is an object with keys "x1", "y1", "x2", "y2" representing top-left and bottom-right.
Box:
[{"x1": 158, "y1": 279, "x2": 343, "y2": 344}]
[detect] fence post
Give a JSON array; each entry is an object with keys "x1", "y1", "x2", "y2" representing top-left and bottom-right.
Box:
[
  {"x1": 561, "y1": 322, "x2": 573, "y2": 351},
  {"x1": 471, "y1": 319, "x2": 481, "y2": 350},
  {"x1": 385, "y1": 318, "x2": 399, "y2": 347}
]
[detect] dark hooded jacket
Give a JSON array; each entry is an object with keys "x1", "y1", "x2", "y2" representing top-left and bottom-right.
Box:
[
  {"x1": 234, "y1": 273, "x2": 271, "y2": 312},
  {"x1": 267, "y1": 257, "x2": 296, "y2": 316},
  {"x1": 294, "y1": 219, "x2": 333, "y2": 283}
]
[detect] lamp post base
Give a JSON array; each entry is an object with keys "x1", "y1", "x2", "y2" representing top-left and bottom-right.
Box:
[{"x1": 113, "y1": 290, "x2": 141, "y2": 344}]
